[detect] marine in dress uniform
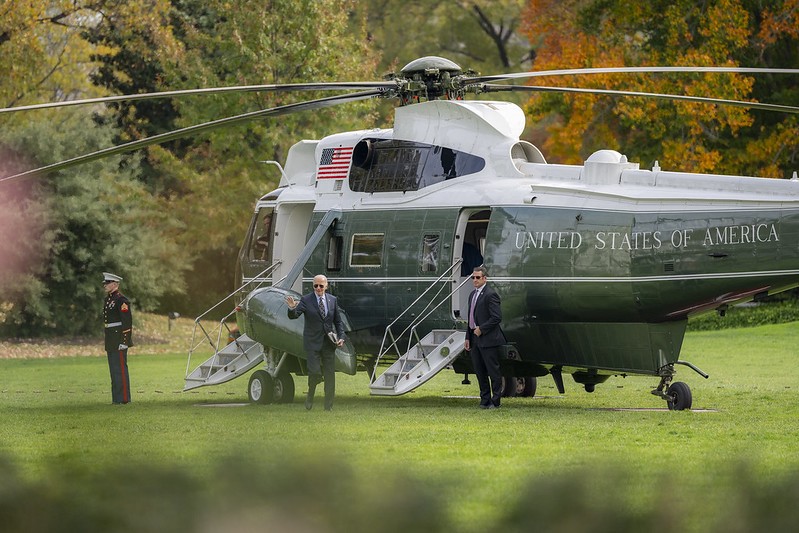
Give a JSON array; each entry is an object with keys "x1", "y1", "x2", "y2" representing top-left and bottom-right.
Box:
[{"x1": 102, "y1": 272, "x2": 133, "y2": 404}]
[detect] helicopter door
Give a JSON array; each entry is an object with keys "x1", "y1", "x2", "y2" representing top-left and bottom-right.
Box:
[
  {"x1": 270, "y1": 202, "x2": 315, "y2": 292},
  {"x1": 453, "y1": 209, "x2": 489, "y2": 318}
]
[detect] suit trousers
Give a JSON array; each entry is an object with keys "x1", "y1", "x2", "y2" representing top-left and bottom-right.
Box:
[
  {"x1": 307, "y1": 344, "x2": 336, "y2": 409},
  {"x1": 470, "y1": 343, "x2": 502, "y2": 407}
]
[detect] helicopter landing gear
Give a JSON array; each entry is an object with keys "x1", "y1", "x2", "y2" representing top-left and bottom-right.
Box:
[
  {"x1": 651, "y1": 361, "x2": 708, "y2": 410},
  {"x1": 273, "y1": 368, "x2": 295, "y2": 403},
  {"x1": 248, "y1": 350, "x2": 296, "y2": 404},
  {"x1": 248, "y1": 370, "x2": 274, "y2": 404},
  {"x1": 500, "y1": 376, "x2": 537, "y2": 397},
  {"x1": 651, "y1": 375, "x2": 692, "y2": 411},
  {"x1": 247, "y1": 368, "x2": 295, "y2": 404},
  {"x1": 666, "y1": 381, "x2": 692, "y2": 411}
]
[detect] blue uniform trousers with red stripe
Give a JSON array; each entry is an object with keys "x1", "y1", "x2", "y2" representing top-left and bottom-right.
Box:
[{"x1": 107, "y1": 347, "x2": 131, "y2": 404}]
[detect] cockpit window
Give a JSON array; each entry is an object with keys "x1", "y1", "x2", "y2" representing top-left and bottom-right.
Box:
[
  {"x1": 249, "y1": 207, "x2": 274, "y2": 262},
  {"x1": 349, "y1": 139, "x2": 485, "y2": 193}
]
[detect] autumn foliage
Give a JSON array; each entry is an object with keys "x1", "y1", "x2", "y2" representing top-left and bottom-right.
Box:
[{"x1": 521, "y1": 0, "x2": 799, "y2": 178}]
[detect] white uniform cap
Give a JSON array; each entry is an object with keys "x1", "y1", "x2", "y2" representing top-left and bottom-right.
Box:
[{"x1": 103, "y1": 272, "x2": 123, "y2": 283}]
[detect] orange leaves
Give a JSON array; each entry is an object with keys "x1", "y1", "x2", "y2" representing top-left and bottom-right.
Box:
[
  {"x1": 519, "y1": 0, "x2": 797, "y2": 178},
  {"x1": 758, "y1": 0, "x2": 799, "y2": 47}
]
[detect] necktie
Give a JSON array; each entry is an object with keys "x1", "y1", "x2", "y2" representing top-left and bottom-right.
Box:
[
  {"x1": 319, "y1": 296, "x2": 326, "y2": 317},
  {"x1": 469, "y1": 291, "x2": 478, "y2": 329}
]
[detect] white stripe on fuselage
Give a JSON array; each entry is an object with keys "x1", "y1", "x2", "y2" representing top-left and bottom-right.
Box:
[{"x1": 298, "y1": 269, "x2": 799, "y2": 285}]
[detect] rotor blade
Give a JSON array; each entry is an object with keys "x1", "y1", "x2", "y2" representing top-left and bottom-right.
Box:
[
  {"x1": 0, "y1": 90, "x2": 382, "y2": 184},
  {"x1": 464, "y1": 66, "x2": 799, "y2": 85},
  {"x1": 0, "y1": 82, "x2": 394, "y2": 115},
  {"x1": 480, "y1": 84, "x2": 799, "y2": 115}
]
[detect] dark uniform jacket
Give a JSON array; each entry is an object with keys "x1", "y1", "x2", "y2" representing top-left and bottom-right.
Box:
[
  {"x1": 466, "y1": 284, "x2": 506, "y2": 348},
  {"x1": 104, "y1": 290, "x2": 133, "y2": 352},
  {"x1": 287, "y1": 292, "x2": 345, "y2": 353}
]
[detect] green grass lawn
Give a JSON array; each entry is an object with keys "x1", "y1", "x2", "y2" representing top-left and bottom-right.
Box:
[{"x1": 2, "y1": 322, "x2": 799, "y2": 532}]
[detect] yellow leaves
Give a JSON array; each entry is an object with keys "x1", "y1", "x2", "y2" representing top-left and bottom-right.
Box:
[
  {"x1": 661, "y1": 140, "x2": 723, "y2": 175},
  {"x1": 1, "y1": 1, "x2": 108, "y2": 107},
  {"x1": 740, "y1": 119, "x2": 799, "y2": 179}
]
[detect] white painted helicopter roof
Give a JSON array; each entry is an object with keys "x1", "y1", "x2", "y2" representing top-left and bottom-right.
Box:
[{"x1": 272, "y1": 99, "x2": 799, "y2": 214}]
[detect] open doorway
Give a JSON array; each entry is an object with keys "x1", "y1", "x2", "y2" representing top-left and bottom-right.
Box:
[{"x1": 453, "y1": 209, "x2": 490, "y2": 318}]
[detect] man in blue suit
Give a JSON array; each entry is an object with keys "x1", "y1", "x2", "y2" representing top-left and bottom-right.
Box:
[
  {"x1": 465, "y1": 265, "x2": 506, "y2": 409},
  {"x1": 286, "y1": 274, "x2": 346, "y2": 411}
]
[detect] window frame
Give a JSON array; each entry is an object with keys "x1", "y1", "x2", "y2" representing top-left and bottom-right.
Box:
[{"x1": 349, "y1": 232, "x2": 385, "y2": 268}]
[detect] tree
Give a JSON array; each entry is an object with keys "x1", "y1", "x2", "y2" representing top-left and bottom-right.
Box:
[
  {"x1": 0, "y1": 108, "x2": 185, "y2": 336},
  {"x1": 82, "y1": 0, "x2": 382, "y2": 314},
  {"x1": 520, "y1": 0, "x2": 799, "y2": 178},
  {"x1": 356, "y1": 0, "x2": 531, "y2": 76},
  {"x1": 0, "y1": 0, "x2": 120, "y2": 108}
]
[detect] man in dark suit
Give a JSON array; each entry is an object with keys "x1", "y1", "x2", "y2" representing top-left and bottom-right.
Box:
[
  {"x1": 285, "y1": 274, "x2": 346, "y2": 411},
  {"x1": 465, "y1": 265, "x2": 506, "y2": 409}
]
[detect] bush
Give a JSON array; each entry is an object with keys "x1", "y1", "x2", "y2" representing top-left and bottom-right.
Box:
[{"x1": 687, "y1": 301, "x2": 799, "y2": 331}]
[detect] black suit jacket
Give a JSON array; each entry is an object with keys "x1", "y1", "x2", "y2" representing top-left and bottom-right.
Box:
[
  {"x1": 287, "y1": 292, "x2": 346, "y2": 353},
  {"x1": 466, "y1": 284, "x2": 506, "y2": 348}
]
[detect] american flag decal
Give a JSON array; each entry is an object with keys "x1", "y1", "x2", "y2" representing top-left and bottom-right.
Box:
[{"x1": 318, "y1": 146, "x2": 353, "y2": 179}]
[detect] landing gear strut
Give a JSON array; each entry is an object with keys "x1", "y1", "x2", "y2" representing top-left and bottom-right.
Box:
[{"x1": 651, "y1": 361, "x2": 708, "y2": 411}]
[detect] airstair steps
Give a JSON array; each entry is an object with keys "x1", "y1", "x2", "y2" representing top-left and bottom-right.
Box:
[
  {"x1": 370, "y1": 329, "x2": 465, "y2": 396},
  {"x1": 184, "y1": 334, "x2": 265, "y2": 391}
]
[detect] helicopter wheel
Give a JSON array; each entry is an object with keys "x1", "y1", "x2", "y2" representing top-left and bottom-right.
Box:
[
  {"x1": 519, "y1": 376, "x2": 536, "y2": 397},
  {"x1": 273, "y1": 368, "x2": 295, "y2": 404},
  {"x1": 248, "y1": 370, "x2": 274, "y2": 404},
  {"x1": 666, "y1": 381, "x2": 693, "y2": 411},
  {"x1": 501, "y1": 376, "x2": 517, "y2": 397},
  {"x1": 505, "y1": 376, "x2": 536, "y2": 397}
]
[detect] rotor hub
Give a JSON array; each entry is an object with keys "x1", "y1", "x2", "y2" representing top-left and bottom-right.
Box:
[{"x1": 388, "y1": 56, "x2": 469, "y2": 105}]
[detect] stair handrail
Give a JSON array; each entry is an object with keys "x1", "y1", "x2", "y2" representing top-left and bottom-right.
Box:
[
  {"x1": 404, "y1": 276, "x2": 472, "y2": 360},
  {"x1": 185, "y1": 261, "x2": 281, "y2": 379},
  {"x1": 371, "y1": 259, "x2": 470, "y2": 382}
]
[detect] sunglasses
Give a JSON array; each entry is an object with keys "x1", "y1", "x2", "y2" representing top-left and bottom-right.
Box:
[
  {"x1": 313, "y1": 284, "x2": 326, "y2": 288},
  {"x1": 102, "y1": 281, "x2": 115, "y2": 285},
  {"x1": 471, "y1": 275, "x2": 483, "y2": 279}
]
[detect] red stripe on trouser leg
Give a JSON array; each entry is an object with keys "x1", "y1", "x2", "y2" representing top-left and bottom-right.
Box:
[{"x1": 119, "y1": 350, "x2": 129, "y2": 402}]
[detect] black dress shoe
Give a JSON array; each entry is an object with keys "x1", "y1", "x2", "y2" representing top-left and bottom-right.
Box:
[
  {"x1": 324, "y1": 405, "x2": 332, "y2": 411},
  {"x1": 479, "y1": 403, "x2": 490, "y2": 409},
  {"x1": 305, "y1": 394, "x2": 314, "y2": 410}
]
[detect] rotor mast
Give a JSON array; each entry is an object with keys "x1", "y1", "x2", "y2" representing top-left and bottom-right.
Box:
[{"x1": 387, "y1": 56, "x2": 470, "y2": 105}]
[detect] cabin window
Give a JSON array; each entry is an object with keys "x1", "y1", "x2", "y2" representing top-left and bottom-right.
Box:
[
  {"x1": 327, "y1": 235, "x2": 343, "y2": 271},
  {"x1": 350, "y1": 139, "x2": 485, "y2": 193},
  {"x1": 350, "y1": 233, "x2": 384, "y2": 267},
  {"x1": 249, "y1": 207, "x2": 274, "y2": 262},
  {"x1": 421, "y1": 234, "x2": 440, "y2": 272}
]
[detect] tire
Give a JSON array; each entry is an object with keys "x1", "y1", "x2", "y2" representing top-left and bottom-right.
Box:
[
  {"x1": 273, "y1": 369, "x2": 295, "y2": 404},
  {"x1": 519, "y1": 376, "x2": 536, "y2": 397},
  {"x1": 248, "y1": 370, "x2": 274, "y2": 404},
  {"x1": 667, "y1": 381, "x2": 692, "y2": 411},
  {"x1": 501, "y1": 376, "x2": 517, "y2": 397}
]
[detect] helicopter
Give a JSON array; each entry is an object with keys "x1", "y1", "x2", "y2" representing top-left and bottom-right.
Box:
[{"x1": 4, "y1": 56, "x2": 799, "y2": 410}]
